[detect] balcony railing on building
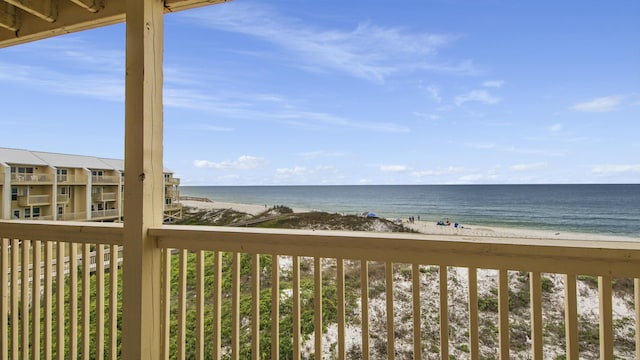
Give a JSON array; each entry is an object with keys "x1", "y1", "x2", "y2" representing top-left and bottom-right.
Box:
[
  {"x1": 17, "y1": 194, "x2": 51, "y2": 207},
  {"x1": 93, "y1": 192, "x2": 118, "y2": 202},
  {"x1": 2, "y1": 220, "x2": 639, "y2": 360},
  {"x1": 92, "y1": 175, "x2": 120, "y2": 185},
  {"x1": 57, "y1": 174, "x2": 88, "y2": 184},
  {"x1": 91, "y1": 209, "x2": 119, "y2": 219},
  {"x1": 11, "y1": 173, "x2": 54, "y2": 184}
]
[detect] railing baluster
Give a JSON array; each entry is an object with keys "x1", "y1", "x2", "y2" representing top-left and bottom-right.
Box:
[
  {"x1": 564, "y1": 274, "x2": 578, "y2": 359},
  {"x1": 196, "y1": 251, "x2": 205, "y2": 360},
  {"x1": 231, "y1": 252, "x2": 240, "y2": 360},
  {"x1": 498, "y1": 269, "x2": 510, "y2": 359},
  {"x1": 11, "y1": 239, "x2": 18, "y2": 360},
  {"x1": 412, "y1": 264, "x2": 421, "y2": 360},
  {"x1": 213, "y1": 251, "x2": 222, "y2": 360},
  {"x1": 598, "y1": 276, "x2": 613, "y2": 359},
  {"x1": 251, "y1": 253, "x2": 260, "y2": 360},
  {"x1": 44, "y1": 241, "x2": 52, "y2": 360},
  {"x1": 468, "y1": 267, "x2": 479, "y2": 360},
  {"x1": 530, "y1": 272, "x2": 543, "y2": 360},
  {"x1": 96, "y1": 244, "x2": 105, "y2": 360},
  {"x1": 161, "y1": 248, "x2": 171, "y2": 360},
  {"x1": 635, "y1": 278, "x2": 640, "y2": 360},
  {"x1": 177, "y1": 249, "x2": 187, "y2": 360},
  {"x1": 271, "y1": 255, "x2": 279, "y2": 360},
  {"x1": 439, "y1": 265, "x2": 448, "y2": 360},
  {"x1": 386, "y1": 261, "x2": 394, "y2": 360},
  {"x1": 32, "y1": 241, "x2": 41, "y2": 360},
  {"x1": 361, "y1": 260, "x2": 369, "y2": 360},
  {"x1": 337, "y1": 258, "x2": 346, "y2": 360},
  {"x1": 56, "y1": 242, "x2": 65, "y2": 360},
  {"x1": 82, "y1": 244, "x2": 90, "y2": 360},
  {"x1": 69, "y1": 243, "x2": 78, "y2": 360},
  {"x1": 293, "y1": 256, "x2": 301, "y2": 360},
  {"x1": 1, "y1": 238, "x2": 8, "y2": 360},
  {"x1": 314, "y1": 257, "x2": 323, "y2": 359},
  {"x1": 21, "y1": 239, "x2": 29, "y2": 360},
  {"x1": 109, "y1": 245, "x2": 118, "y2": 360}
]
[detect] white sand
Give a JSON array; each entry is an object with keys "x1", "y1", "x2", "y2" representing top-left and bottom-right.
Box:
[{"x1": 180, "y1": 199, "x2": 639, "y2": 242}]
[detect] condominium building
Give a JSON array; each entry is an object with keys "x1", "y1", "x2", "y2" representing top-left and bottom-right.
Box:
[{"x1": 0, "y1": 147, "x2": 181, "y2": 222}]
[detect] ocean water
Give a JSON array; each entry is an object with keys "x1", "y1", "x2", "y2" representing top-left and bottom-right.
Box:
[{"x1": 180, "y1": 184, "x2": 640, "y2": 238}]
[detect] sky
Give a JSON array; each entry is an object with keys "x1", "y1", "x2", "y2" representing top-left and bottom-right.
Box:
[{"x1": 1, "y1": 0, "x2": 639, "y2": 185}]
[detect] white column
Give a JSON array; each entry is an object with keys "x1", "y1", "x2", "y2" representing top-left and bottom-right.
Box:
[
  {"x1": 84, "y1": 168, "x2": 92, "y2": 220},
  {"x1": 121, "y1": 0, "x2": 164, "y2": 358}
]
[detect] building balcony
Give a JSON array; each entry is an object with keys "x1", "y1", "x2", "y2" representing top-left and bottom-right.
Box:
[
  {"x1": 11, "y1": 173, "x2": 54, "y2": 184},
  {"x1": 92, "y1": 175, "x2": 120, "y2": 185},
  {"x1": 93, "y1": 192, "x2": 118, "y2": 202},
  {"x1": 57, "y1": 174, "x2": 88, "y2": 184},
  {"x1": 165, "y1": 177, "x2": 180, "y2": 186},
  {"x1": 90, "y1": 209, "x2": 119, "y2": 220},
  {"x1": 57, "y1": 211, "x2": 87, "y2": 221},
  {"x1": 1, "y1": 221, "x2": 639, "y2": 359},
  {"x1": 57, "y1": 194, "x2": 70, "y2": 203},
  {"x1": 17, "y1": 194, "x2": 51, "y2": 206}
]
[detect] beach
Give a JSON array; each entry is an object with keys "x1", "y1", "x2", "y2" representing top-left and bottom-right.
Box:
[{"x1": 180, "y1": 199, "x2": 639, "y2": 242}]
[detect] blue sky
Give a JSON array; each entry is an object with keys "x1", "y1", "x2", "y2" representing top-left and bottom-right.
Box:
[{"x1": 1, "y1": 0, "x2": 639, "y2": 185}]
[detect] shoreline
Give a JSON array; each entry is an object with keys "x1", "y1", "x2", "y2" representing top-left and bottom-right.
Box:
[{"x1": 180, "y1": 199, "x2": 639, "y2": 242}]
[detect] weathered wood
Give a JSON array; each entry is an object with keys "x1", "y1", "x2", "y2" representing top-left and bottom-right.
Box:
[
  {"x1": 177, "y1": 250, "x2": 186, "y2": 360},
  {"x1": 0, "y1": 0, "x2": 228, "y2": 48},
  {"x1": 315, "y1": 257, "x2": 323, "y2": 359},
  {"x1": 251, "y1": 253, "x2": 260, "y2": 360},
  {"x1": 152, "y1": 226, "x2": 640, "y2": 277},
  {"x1": 564, "y1": 274, "x2": 578, "y2": 359},
  {"x1": 196, "y1": 251, "x2": 205, "y2": 360},
  {"x1": 599, "y1": 276, "x2": 613, "y2": 360},
  {"x1": 271, "y1": 255, "x2": 279, "y2": 360},
  {"x1": 5, "y1": 0, "x2": 56, "y2": 22},
  {"x1": 498, "y1": 269, "x2": 509, "y2": 359},
  {"x1": 0, "y1": 2, "x2": 18, "y2": 31},
  {"x1": 439, "y1": 266, "x2": 448, "y2": 360},
  {"x1": 120, "y1": 0, "x2": 164, "y2": 357},
  {"x1": 386, "y1": 261, "x2": 395, "y2": 360},
  {"x1": 530, "y1": 272, "x2": 543, "y2": 360},
  {"x1": 0, "y1": 220, "x2": 122, "y2": 245},
  {"x1": 337, "y1": 258, "x2": 346, "y2": 360},
  {"x1": 468, "y1": 267, "x2": 479, "y2": 360},
  {"x1": 293, "y1": 256, "x2": 301, "y2": 360},
  {"x1": 412, "y1": 263, "x2": 422, "y2": 360},
  {"x1": 360, "y1": 260, "x2": 369, "y2": 360}
]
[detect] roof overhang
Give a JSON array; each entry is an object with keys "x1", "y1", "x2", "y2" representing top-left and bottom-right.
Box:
[{"x1": 0, "y1": 0, "x2": 230, "y2": 48}]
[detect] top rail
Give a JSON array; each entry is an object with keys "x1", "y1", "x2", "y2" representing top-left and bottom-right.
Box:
[
  {"x1": 150, "y1": 225, "x2": 640, "y2": 277},
  {"x1": 0, "y1": 220, "x2": 123, "y2": 245}
]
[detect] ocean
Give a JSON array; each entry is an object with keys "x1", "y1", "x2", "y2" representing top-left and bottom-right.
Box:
[{"x1": 180, "y1": 184, "x2": 640, "y2": 238}]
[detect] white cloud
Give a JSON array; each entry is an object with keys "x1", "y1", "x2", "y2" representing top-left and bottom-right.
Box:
[
  {"x1": 193, "y1": 155, "x2": 266, "y2": 170},
  {"x1": 380, "y1": 165, "x2": 409, "y2": 172},
  {"x1": 186, "y1": 3, "x2": 470, "y2": 83},
  {"x1": 412, "y1": 166, "x2": 466, "y2": 177},
  {"x1": 300, "y1": 151, "x2": 344, "y2": 159},
  {"x1": 591, "y1": 164, "x2": 640, "y2": 175},
  {"x1": 549, "y1": 123, "x2": 563, "y2": 132},
  {"x1": 510, "y1": 163, "x2": 548, "y2": 172},
  {"x1": 426, "y1": 85, "x2": 442, "y2": 103},
  {"x1": 482, "y1": 80, "x2": 505, "y2": 88},
  {"x1": 571, "y1": 95, "x2": 623, "y2": 112},
  {"x1": 455, "y1": 90, "x2": 501, "y2": 106},
  {"x1": 277, "y1": 166, "x2": 308, "y2": 175},
  {"x1": 412, "y1": 112, "x2": 441, "y2": 121}
]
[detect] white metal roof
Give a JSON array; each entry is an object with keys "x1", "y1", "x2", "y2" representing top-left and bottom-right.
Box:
[{"x1": 0, "y1": 147, "x2": 50, "y2": 166}]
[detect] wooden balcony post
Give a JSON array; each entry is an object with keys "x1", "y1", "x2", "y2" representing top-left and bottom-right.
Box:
[{"x1": 121, "y1": 0, "x2": 164, "y2": 358}]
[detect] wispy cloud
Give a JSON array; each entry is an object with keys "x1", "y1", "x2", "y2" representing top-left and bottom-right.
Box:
[
  {"x1": 300, "y1": 151, "x2": 344, "y2": 159},
  {"x1": 455, "y1": 89, "x2": 501, "y2": 106},
  {"x1": 185, "y1": 2, "x2": 471, "y2": 83},
  {"x1": 412, "y1": 166, "x2": 466, "y2": 177},
  {"x1": 380, "y1": 165, "x2": 409, "y2": 172},
  {"x1": 193, "y1": 156, "x2": 267, "y2": 170},
  {"x1": 571, "y1": 95, "x2": 623, "y2": 112},
  {"x1": 591, "y1": 164, "x2": 640, "y2": 175},
  {"x1": 482, "y1": 80, "x2": 505, "y2": 88},
  {"x1": 549, "y1": 123, "x2": 563, "y2": 132},
  {"x1": 510, "y1": 162, "x2": 548, "y2": 172}
]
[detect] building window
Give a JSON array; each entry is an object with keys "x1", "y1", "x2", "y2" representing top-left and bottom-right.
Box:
[
  {"x1": 57, "y1": 168, "x2": 68, "y2": 182},
  {"x1": 25, "y1": 208, "x2": 31, "y2": 218},
  {"x1": 32, "y1": 208, "x2": 40, "y2": 218},
  {"x1": 11, "y1": 187, "x2": 17, "y2": 201},
  {"x1": 13, "y1": 210, "x2": 20, "y2": 219},
  {"x1": 58, "y1": 206, "x2": 64, "y2": 216}
]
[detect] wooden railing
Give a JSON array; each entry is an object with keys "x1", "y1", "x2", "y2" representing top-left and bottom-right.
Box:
[
  {"x1": 57, "y1": 174, "x2": 89, "y2": 184},
  {"x1": 11, "y1": 173, "x2": 54, "y2": 183},
  {"x1": 92, "y1": 176, "x2": 120, "y2": 184},
  {"x1": 0, "y1": 221, "x2": 122, "y2": 360},
  {"x1": 1, "y1": 221, "x2": 640, "y2": 359},
  {"x1": 18, "y1": 194, "x2": 51, "y2": 206},
  {"x1": 151, "y1": 225, "x2": 640, "y2": 360}
]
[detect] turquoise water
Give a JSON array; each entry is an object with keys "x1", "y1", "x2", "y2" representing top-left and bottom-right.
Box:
[{"x1": 180, "y1": 184, "x2": 640, "y2": 238}]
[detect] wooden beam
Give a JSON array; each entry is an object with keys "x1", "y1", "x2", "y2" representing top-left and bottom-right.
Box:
[
  {"x1": 69, "y1": 0, "x2": 103, "y2": 13},
  {"x1": 4, "y1": 0, "x2": 56, "y2": 22},
  {"x1": 120, "y1": 0, "x2": 164, "y2": 358},
  {"x1": 0, "y1": 2, "x2": 19, "y2": 31},
  {"x1": 0, "y1": 0, "x2": 229, "y2": 48}
]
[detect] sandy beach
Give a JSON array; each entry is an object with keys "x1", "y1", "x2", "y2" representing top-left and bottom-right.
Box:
[{"x1": 180, "y1": 199, "x2": 639, "y2": 242}]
